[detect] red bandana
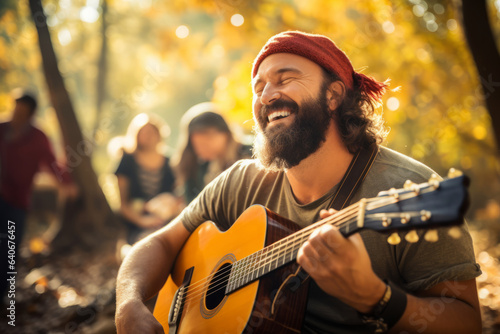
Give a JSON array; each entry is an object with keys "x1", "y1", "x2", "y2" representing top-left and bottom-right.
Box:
[{"x1": 252, "y1": 31, "x2": 388, "y2": 104}]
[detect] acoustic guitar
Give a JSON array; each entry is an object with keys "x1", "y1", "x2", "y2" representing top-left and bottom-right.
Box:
[{"x1": 153, "y1": 169, "x2": 469, "y2": 333}]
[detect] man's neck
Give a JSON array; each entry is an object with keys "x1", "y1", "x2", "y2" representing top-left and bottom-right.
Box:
[{"x1": 285, "y1": 126, "x2": 353, "y2": 205}]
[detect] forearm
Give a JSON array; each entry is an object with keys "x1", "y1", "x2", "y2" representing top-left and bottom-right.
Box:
[
  {"x1": 390, "y1": 289, "x2": 481, "y2": 333},
  {"x1": 115, "y1": 219, "x2": 190, "y2": 333},
  {"x1": 116, "y1": 234, "x2": 175, "y2": 306}
]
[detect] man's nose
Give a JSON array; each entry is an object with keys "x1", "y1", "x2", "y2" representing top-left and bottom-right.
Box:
[{"x1": 260, "y1": 83, "x2": 281, "y2": 105}]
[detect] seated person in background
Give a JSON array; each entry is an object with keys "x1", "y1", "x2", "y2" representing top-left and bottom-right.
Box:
[
  {"x1": 171, "y1": 102, "x2": 251, "y2": 203},
  {"x1": 115, "y1": 113, "x2": 182, "y2": 245}
]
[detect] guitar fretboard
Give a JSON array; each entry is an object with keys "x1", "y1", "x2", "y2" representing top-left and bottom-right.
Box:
[{"x1": 225, "y1": 216, "x2": 358, "y2": 294}]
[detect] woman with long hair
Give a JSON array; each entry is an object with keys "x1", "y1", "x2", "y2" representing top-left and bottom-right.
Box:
[
  {"x1": 115, "y1": 113, "x2": 181, "y2": 244},
  {"x1": 172, "y1": 103, "x2": 251, "y2": 203}
]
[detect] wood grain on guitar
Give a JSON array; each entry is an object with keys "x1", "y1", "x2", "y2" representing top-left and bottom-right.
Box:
[{"x1": 153, "y1": 170, "x2": 469, "y2": 333}]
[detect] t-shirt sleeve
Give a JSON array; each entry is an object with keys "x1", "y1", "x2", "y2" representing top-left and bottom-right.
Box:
[
  {"x1": 115, "y1": 153, "x2": 133, "y2": 178},
  {"x1": 362, "y1": 148, "x2": 481, "y2": 292},
  {"x1": 396, "y1": 222, "x2": 481, "y2": 292}
]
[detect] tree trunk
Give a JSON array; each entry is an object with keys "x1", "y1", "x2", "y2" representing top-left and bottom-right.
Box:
[
  {"x1": 461, "y1": 0, "x2": 500, "y2": 152},
  {"x1": 93, "y1": 0, "x2": 108, "y2": 141},
  {"x1": 28, "y1": 0, "x2": 119, "y2": 253}
]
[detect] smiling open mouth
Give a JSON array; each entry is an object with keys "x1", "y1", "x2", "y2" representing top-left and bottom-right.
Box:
[{"x1": 267, "y1": 111, "x2": 292, "y2": 123}]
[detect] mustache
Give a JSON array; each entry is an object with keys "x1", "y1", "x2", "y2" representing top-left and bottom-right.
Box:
[{"x1": 259, "y1": 99, "x2": 299, "y2": 120}]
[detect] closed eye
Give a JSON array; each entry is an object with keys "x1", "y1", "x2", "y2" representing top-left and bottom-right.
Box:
[
  {"x1": 254, "y1": 88, "x2": 263, "y2": 96},
  {"x1": 280, "y1": 77, "x2": 294, "y2": 85}
]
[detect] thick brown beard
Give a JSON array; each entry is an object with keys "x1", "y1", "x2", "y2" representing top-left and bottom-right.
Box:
[{"x1": 253, "y1": 88, "x2": 332, "y2": 171}]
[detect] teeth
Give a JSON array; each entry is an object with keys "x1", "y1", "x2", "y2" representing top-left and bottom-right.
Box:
[{"x1": 267, "y1": 111, "x2": 291, "y2": 122}]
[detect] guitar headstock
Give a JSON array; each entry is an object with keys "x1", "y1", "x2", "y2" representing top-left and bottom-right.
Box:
[{"x1": 359, "y1": 168, "x2": 469, "y2": 244}]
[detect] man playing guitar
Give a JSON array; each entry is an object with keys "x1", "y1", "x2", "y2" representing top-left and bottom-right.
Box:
[{"x1": 115, "y1": 31, "x2": 481, "y2": 333}]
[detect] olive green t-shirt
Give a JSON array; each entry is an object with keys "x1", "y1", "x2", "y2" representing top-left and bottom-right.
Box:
[{"x1": 179, "y1": 146, "x2": 481, "y2": 333}]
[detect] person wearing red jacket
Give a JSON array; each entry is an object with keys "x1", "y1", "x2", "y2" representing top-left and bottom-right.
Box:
[{"x1": 0, "y1": 92, "x2": 75, "y2": 299}]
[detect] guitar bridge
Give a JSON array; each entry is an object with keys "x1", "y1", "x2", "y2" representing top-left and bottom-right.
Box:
[{"x1": 168, "y1": 267, "x2": 194, "y2": 334}]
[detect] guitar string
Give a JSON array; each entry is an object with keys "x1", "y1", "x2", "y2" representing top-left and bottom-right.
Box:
[
  {"x1": 236, "y1": 191, "x2": 432, "y2": 286},
  {"x1": 178, "y1": 206, "x2": 361, "y2": 303},
  {"x1": 179, "y1": 200, "x2": 376, "y2": 304},
  {"x1": 156, "y1": 207, "x2": 373, "y2": 319},
  {"x1": 158, "y1": 184, "x2": 443, "y2": 321},
  {"x1": 178, "y1": 195, "x2": 401, "y2": 304},
  {"x1": 178, "y1": 213, "x2": 359, "y2": 306},
  {"x1": 179, "y1": 195, "x2": 402, "y2": 305},
  {"x1": 178, "y1": 187, "x2": 425, "y2": 305},
  {"x1": 159, "y1": 191, "x2": 421, "y2": 317}
]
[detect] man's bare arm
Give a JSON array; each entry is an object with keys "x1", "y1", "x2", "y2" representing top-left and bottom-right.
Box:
[
  {"x1": 299, "y1": 210, "x2": 481, "y2": 333},
  {"x1": 390, "y1": 278, "x2": 481, "y2": 333},
  {"x1": 115, "y1": 217, "x2": 191, "y2": 334}
]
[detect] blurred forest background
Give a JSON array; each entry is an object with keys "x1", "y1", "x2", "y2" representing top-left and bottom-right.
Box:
[{"x1": 0, "y1": 0, "x2": 499, "y2": 332}]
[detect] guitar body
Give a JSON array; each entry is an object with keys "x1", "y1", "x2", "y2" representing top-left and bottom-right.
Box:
[{"x1": 154, "y1": 205, "x2": 309, "y2": 333}]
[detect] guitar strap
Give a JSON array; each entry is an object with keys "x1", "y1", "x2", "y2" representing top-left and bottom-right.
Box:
[
  {"x1": 269, "y1": 145, "x2": 379, "y2": 331},
  {"x1": 326, "y1": 144, "x2": 379, "y2": 211},
  {"x1": 293, "y1": 144, "x2": 379, "y2": 294}
]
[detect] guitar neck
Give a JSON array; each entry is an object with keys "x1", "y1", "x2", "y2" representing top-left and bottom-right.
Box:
[
  {"x1": 225, "y1": 172, "x2": 468, "y2": 294},
  {"x1": 225, "y1": 203, "x2": 362, "y2": 294}
]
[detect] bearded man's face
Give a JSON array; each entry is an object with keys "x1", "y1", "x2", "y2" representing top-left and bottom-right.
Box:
[{"x1": 253, "y1": 83, "x2": 333, "y2": 171}]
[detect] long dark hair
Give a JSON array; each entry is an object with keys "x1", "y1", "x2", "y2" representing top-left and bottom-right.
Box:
[
  {"x1": 324, "y1": 71, "x2": 388, "y2": 153},
  {"x1": 171, "y1": 103, "x2": 238, "y2": 186}
]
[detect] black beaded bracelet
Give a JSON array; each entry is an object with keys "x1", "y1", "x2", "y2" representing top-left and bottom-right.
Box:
[
  {"x1": 377, "y1": 281, "x2": 407, "y2": 328},
  {"x1": 361, "y1": 280, "x2": 408, "y2": 332}
]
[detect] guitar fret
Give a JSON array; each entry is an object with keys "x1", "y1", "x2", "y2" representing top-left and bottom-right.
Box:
[
  {"x1": 227, "y1": 260, "x2": 237, "y2": 293},
  {"x1": 267, "y1": 244, "x2": 275, "y2": 273},
  {"x1": 249, "y1": 253, "x2": 256, "y2": 282},
  {"x1": 237, "y1": 257, "x2": 245, "y2": 288},
  {"x1": 242, "y1": 255, "x2": 250, "y2": 286},
  {"x1": 258, "y1": 248, "x2": 267, "y2": 277},
  {"x1": 258, "y1": 249, "x2": 264, "y2": 277},
  {"x1": 228, "y1": 215, "x2": 362, "y2": 294},
  {"x1": 248, "y1": 253, "x2": 254, "y2": 281},
  {"x1": 276, "y1": 241, "x2": 284, "y2": 268},
  {"x1": 280, "y1": 241, "x2": 288, "y2": 267}
]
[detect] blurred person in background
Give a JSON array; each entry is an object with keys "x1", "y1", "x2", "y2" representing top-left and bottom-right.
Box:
[
  {"x1": 115, "y1": 113, "x2": 182, "y2": 247},
  {"x1": 171, "y1": 102, "x2": 251, "y2": 203},
  {"x1": 0, "y1": 91, "x2": 76, "y2": 299}
]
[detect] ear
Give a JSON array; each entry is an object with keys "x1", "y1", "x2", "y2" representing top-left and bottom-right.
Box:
[{"x1": 325, "y1": 81, "x2": 345, "y2": 112}]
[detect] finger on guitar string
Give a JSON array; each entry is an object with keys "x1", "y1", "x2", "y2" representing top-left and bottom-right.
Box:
[
  {"x1": 296, "y1": 244, "x2": 318, "y2": 274},
  {"x1": 317, "y1": 224, "x2": 353, "y2": 254},
  {"x1": 305, "y1": 228, "x2": 332, "y2": 263},
  {"x1": 319, "y1": 208, "x2": 337, "y2": 219}
]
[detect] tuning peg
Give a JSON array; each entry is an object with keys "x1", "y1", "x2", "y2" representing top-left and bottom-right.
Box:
[
  {"x1": 447, "y1": 168, "x2": 463, "y2": 178},
  {"x1": 405, "y1": 230, "x2": 419, "y2": 243},
  {"x1": 388, "y1": 188, "x2": 399, "y2": 199},
  {"x1": 404, "y1": 180, "x2": 420, "y2": 194},
  {"x1": 400, "y1": 213, "x2": 411, "y2": 224},
  {"x1": 428, "y1": 174, "x2": 440, "y2": 189},
  {"x1": 404, "y1": 180, "x2": 415, "y2": 190},
  {"x1": 424, "y1": 229, "x2": 439, "y2": 242},
  {"x1": 387, "y1": 232, "x2": 401, "y2": 245},
  {"x1": 447, "y1": 227, "x2": 462, "y2": 239},
  {"x1": 420, "y1": 210, "x2": 432, "y2": 221},
  {"x1": 382, "y1": 217, "x2": 392, "y2": 227}
]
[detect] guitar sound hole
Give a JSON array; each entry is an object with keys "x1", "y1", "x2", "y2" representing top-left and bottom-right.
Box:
[{"x1": 205, "y1": 262, "x2": 231, "y2": 310}]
